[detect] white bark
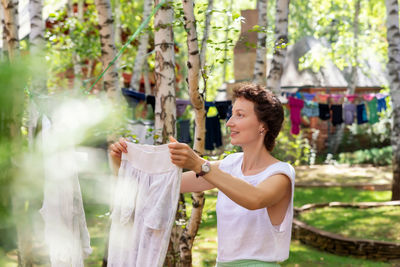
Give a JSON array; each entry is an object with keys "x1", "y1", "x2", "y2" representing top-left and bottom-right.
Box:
[
  {"x1": 199, "y1": 0, "x2": 213, "y2": 70},
  {"x1": 94, "y1": 0, "x2": 119, "y2": 99},
  {"x1": 266, "y1": 0, "x2": 290, "y2": 94},
  {"x1": 253, "y1": 0, "x2": 268, "y2": 85},
  {"x1": 154, "y1": 0, "x2": 176, "y2": 144},
  {"x1": 385, "y1": 0, "x2": 400, "y2": 200},
  {"x1": 114, "y1": 0, "x2": 121, "y2": 44},
  {"x1": 130, "y1": 0, "x2": 153, "y2": 90},
  {"x1": 1, "y1": 2, "x2": 8, "y2": 60},
  {"x1": 28, "y1": 0, "x2": 46, "y2": 146},
  {"x1": 222, "y1": 0, "x2": 233, "y2": 81},
  {"x1": 180, "y1": 0, "x2": 207, "y2": 265},
  {"x1": 29, "y1": 0, "x2": 45, "y2": 56},
  {"x1": 1, "y1": 0, "x2": 19, "y2": 61}
]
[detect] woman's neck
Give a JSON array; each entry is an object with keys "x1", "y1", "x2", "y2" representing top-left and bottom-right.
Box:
[{"x1": 241, "y1": 142, "x2": 278, "y2": 174}]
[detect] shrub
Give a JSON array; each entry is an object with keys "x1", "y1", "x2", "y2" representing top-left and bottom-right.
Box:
[{"x1": 337, "y1": 146, "x2": 392, "y2": 166}]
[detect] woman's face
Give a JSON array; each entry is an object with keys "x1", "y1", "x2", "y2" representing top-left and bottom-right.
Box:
[{"x1": 226, "y1": 97, "x2": 265, "y2": 147}]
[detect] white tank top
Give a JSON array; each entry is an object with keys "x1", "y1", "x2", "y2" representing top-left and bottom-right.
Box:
[{"x1": 216, "y1": 153, "x2": 295, "y2": 262}]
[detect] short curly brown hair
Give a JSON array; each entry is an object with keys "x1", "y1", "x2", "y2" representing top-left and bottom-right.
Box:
[{"x1": 232, "y1": 83, "x2": 284, "y2": 151}]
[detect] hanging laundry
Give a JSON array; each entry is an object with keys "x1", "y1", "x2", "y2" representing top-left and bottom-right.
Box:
[
  {"x1": 346, "y1": 94, "x2": 357, "y2": 103},
  {"x1": 205, "y1": 115, "x2": 223, "y2": 150},
  {"x1": 40, "y1": 116, "x2": 92, "y2": 267},
  {"x1": 330, "y1": 105, "x2": 343, "y2": 126},
  {"x1": 318, "y1": 103, "x2": 330, "y2": 120},
  {"x1": 215, "y1": 100, "x2": 232, "y2": 120},
  {"x1": 288, "y1": 97, "x2": 304, "y2": 135},
  {"x1": 343, "y1": 103, "x2": 356, "y2": 125},
  {"x1": 176, "y1": 99, "x2": 191, "y2": 117},
  {"x1": 377, "y1": 96, "x2": 387, "y2": 112},
  {"x1": 177, "y1": 119, "x2": 192, "y2": 144},
  {"x1": 302, "y1": 93, "x2": 316, "y2": 101},
  {"x1": 108, "y1": 142, "x2": 182, "y2": 267},
  {"x1": 205, "y1": 101, "x2": 215, "y2": 113},
  {"x1": 363, "y1": 93, "x2": 375, "y2": 102},
  {"x1": 301, "y1": 101, "x2": 319, "y2": 117},
  {"x1": 317, "y1": 94, "x2": 329, "y2": 103},
  {"x1": 122, "y1": 88, "x2": 146, "y2": 109},
  {"x1": 146, "y1": 95, "x2": 155, "y2": 112},
  {"x1": 330, "y1": 94, "x2": 343, "y2": 103},
  {"x1": 367, "y1": 97, "x2": 379, "y2": 124},
  {"x1": 357, "y1": 103, "x2": 368, "y2": 124}
]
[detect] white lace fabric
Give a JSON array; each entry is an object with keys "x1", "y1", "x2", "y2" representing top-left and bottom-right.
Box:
[{"x1": 107, "y1": 142, "x2": 182, "y2": 267}]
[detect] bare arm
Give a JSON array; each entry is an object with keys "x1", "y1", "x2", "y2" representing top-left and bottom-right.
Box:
[
  {"x1": 168, "y1": 136, "x2": 291, "y2": 210},
  {"x1": 180, "y1": 162, "x2": 219, "y2": 193},
  {"x1": 201, "y1": 164, "x2": 291, "y2": 210}
]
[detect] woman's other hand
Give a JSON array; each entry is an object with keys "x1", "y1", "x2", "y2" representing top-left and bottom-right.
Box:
[
  {"x1": 109, "y1": 137, "x2": 128, "y2": 170},
  {"x1": 168, "y1": 136, "x2": 204, "y2": 172}
]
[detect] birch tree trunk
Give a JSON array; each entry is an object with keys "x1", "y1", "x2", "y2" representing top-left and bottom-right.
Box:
[
  {"x1": 114, "y1": 0, "x2": 121, "y2": 45},
  {"x1": 253, "y1": 0, "x2": 268, "y2": 85},
  {"x1": 153, "y1": 1, "x2": 179, "y2": 264},
  {"x1": 29, "y1": 0, "x2": 45, "y2": 57},
  {"x1": 130, "y1": 0, "x2": 153, "y2": 91},
  {"x1": 29, "y1": 0, "x2": 46, "y2": 94},
  {"x1": 266, "y1": 0, "x2": 290, "y2": 94},
  {"x1": 1, "y1": 0, "x2": 19, "y2": 61},
  {"x1": 154, "y1": 0, "x2": 176, "y2": 144},
  {"x1": 222, "y1": 0, "x2": 233, "y2": 82},
  {"x1": 180, "y1": 0, "x2": 206, "y2": 266},
  {"x1": 199, "y1": 0, "x2": 213, "y2": 70},
  {"x1": 385, "y1": 0, "x2": 400, "y2": 200},
  {"x1": 28, "y1": 0, "x2": 45, "y2": 148},
  {"x1": 1, "y1": 3, "x2": 8, "y2": 60},
  {"x1": 94, "y1": 0, "x2": 119, "y2": 99}
]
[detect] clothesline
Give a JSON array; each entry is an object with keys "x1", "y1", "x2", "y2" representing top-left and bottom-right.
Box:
[
  {"x1": 287, "y1": 92, "x2": 390, "y2": 135},
  {"x1": 122, "y1": 88, "x2": 232, "y2": 119},
  {"x1": 280, "y1": 91, "x2": 389, "y2": 103}
]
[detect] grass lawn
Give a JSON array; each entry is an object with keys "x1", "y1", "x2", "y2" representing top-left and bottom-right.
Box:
[
  {"x1": 293, "y1": 187, "x2": 392, "y2": 207},
  {"x1": 299, "y1": 206, "x2": 400, "y2": 243}
]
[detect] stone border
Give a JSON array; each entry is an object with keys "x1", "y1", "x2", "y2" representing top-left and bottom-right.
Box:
[{"x1": 292, "y1": 201, "x2": 400, "y2": 261}]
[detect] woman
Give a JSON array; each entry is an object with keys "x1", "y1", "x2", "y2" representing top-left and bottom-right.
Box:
[{"x1": 110, "y1": 83, "x2": 295, "y2": 266}]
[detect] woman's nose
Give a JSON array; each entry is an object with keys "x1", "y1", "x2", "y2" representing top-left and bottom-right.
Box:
[{"x1": 226, "y1": 116, "x2": 234, "y2": 127}]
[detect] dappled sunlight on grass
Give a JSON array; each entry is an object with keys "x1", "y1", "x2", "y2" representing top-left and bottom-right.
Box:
[
  {"x1": 299, "y1": 206, "x2": 400, "y2": 243},
  {"x1": 294, "y1": 187, "x2": 391, "y2": 207}
]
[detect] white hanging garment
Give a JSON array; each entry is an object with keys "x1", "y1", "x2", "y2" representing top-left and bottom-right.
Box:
[
  {"x1": 40, "y1": 115, "x2": 92, "y2": 267},
  {"x1": 107, "y1": 142, "x2": 182, "y2": 267}
]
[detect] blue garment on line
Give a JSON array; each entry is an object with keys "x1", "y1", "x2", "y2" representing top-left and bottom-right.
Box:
[
  {"x1": 357, "y1": 103, "x2": 368, "y2": 124},
  {"x1": 301, "y1": 101, "x2": 319, "y2": 117},
  {"x1": 205, "y1": 116, "x2": 222, "y2": 150},
  {"x1": 377, "y1": 97, "x2": 387, "y2": 112}
]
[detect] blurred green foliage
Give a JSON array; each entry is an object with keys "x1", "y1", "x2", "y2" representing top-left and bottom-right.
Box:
[
  {"x1": 0, "y1": 60, "x2": 30, "y2": 250},
  {"x1": 273, "y1": 109, "x2": 311, "y2": 166},
  {"x1": 337, "y1": 146, "x2": 392, "y2": 166}
]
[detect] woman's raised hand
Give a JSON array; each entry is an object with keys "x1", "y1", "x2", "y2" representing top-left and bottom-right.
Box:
[
  {"x1": 109, "y1": 137, "x2": 128, "y2": 168},
  {"x1": 168, "y1": 136, "x2": 203, "y2": 172}
]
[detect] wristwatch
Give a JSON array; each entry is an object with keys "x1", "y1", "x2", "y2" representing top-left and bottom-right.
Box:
[{"x1": 195, "y1": 161, "x2": 211, "y2": 178}]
